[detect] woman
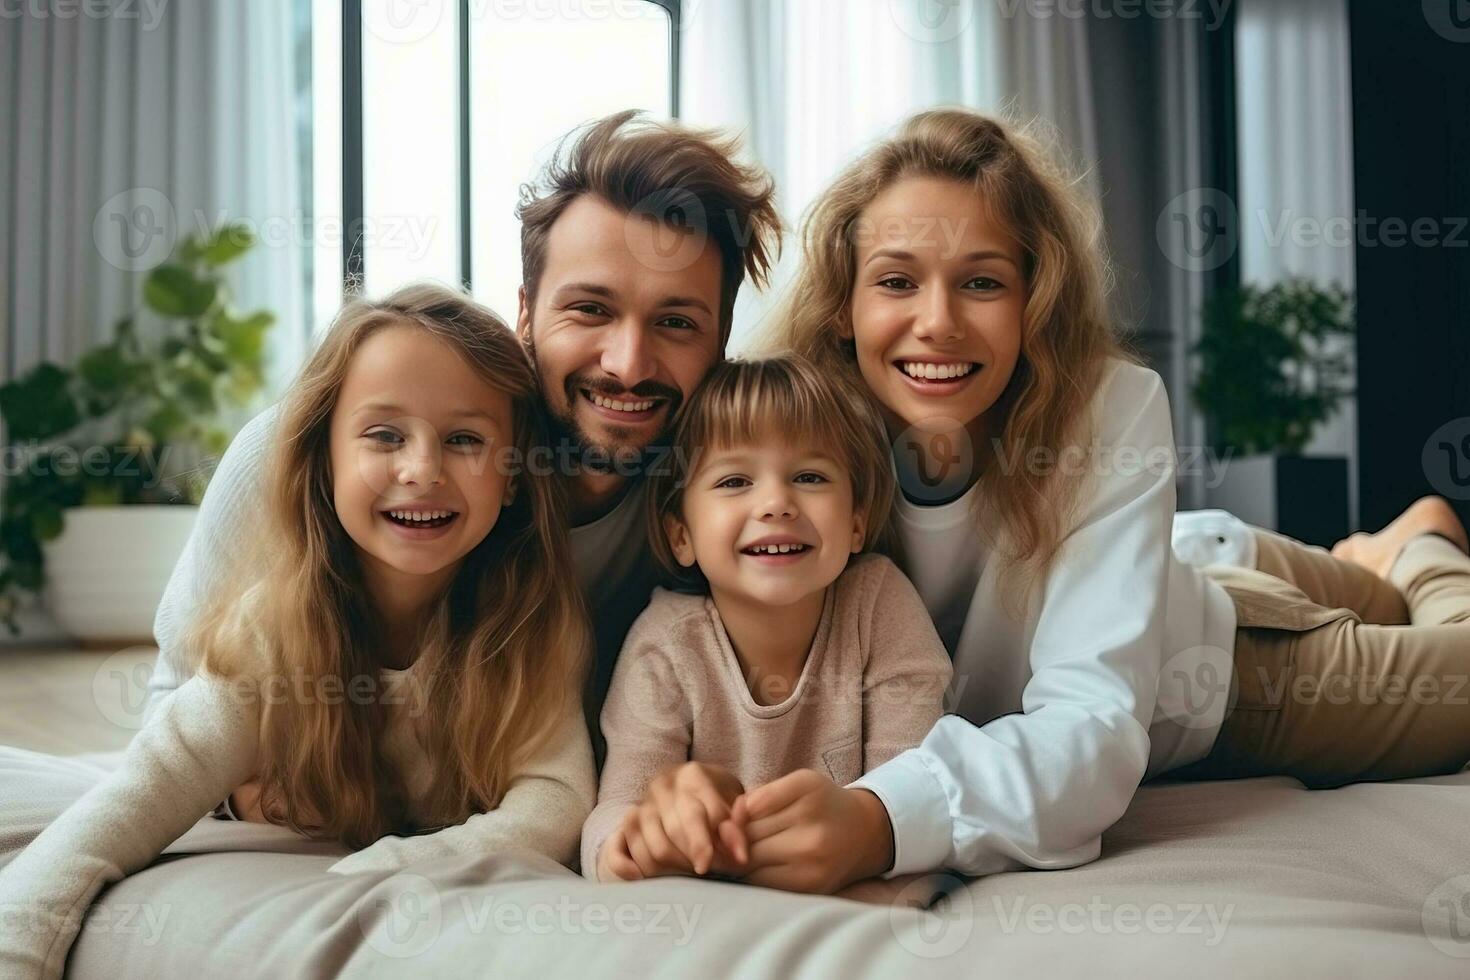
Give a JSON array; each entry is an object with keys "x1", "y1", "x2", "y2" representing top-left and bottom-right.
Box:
[{"x1": 734, "y1": 106, "x2": 1470, "y2": 892}]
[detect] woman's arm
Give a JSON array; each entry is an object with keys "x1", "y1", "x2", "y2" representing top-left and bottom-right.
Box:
[
  {"x1": 0, "y1": 676, "x2": 260, "y2": 980},
  {"x1": 327, "y1": 703, "x2": 597, "y2": 875},
  {"x1": 850, "y1": 364, "x2": 1172, "y2": 879}
]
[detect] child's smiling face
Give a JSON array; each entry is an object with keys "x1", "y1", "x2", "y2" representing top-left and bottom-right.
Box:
[
  {"x1": 664, "y1": 439, "x2": 866, "y2": 608},
  {"x1": 329, "y1": 323, "x2": 515, "y2": 586}
]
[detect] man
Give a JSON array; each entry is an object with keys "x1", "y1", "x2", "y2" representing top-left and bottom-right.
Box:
[{"x1": 148, "y1": 110, "x2": 780, "y2": 768}]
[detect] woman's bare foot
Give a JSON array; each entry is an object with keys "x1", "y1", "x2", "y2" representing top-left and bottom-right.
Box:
[{"x1": 1330, "y1": 496, "x2": 1470, "y2": 579}]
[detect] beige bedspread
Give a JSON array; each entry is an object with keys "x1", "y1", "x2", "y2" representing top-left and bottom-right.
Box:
[{"x1": 3, "y1": 749, "x2": 1468, "y2": 978}]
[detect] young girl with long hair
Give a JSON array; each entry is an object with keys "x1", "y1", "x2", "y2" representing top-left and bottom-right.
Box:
[
  {"x1": 0, "y1": 283, "x2": 595, "y2": 977},
  {"x1": 754, "y1": 107, "x2": 1470, "y2": 891}
]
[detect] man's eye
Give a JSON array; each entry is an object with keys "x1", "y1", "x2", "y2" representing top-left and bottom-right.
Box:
[
  {"x1": 366, "y1": 429, "x2": 403, "y2": 446},
  {"x1": 878, "y1": 276, "x2": 915, "y2": 290},
  {"x1": 794, "y1": 472, "x2": 829, "y2": 484},
  {"x1": 658, "y1": 316, "x2": 696, "y2": 331},
  {"x1": 715, "y1": 475, "x2": 751, "y2": 489}
]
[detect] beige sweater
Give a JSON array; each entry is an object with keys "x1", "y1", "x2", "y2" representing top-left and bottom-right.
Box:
[
  {"x1": 0, "y1": 654, "x2": 595, "y2": 980},
  {"x1": 581, "y1": 553, "x2": 954, "y2": 880}
]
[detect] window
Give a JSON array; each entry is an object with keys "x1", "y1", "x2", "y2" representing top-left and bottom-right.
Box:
[{"x1": 312, "y1": 0, "x2": 676, "y2": 337}]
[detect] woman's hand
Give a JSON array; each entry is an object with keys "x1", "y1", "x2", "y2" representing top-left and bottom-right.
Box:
[
  {"x1": 730, "y1": 769, "x2": 895, "y2": 894},
  {"x1": 600, "y1": 761, "x2": 750, "y2": 881}
]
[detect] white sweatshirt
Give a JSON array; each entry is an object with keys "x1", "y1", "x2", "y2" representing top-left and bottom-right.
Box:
[
  {"x1": 0, "y1": 653, "x2": 595, "y2": 980},
  {"x1": 850, "y1": 359, "x2": 1239, "y2": 879}
]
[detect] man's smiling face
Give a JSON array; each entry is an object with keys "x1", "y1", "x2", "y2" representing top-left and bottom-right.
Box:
[{"x1": 517, "y1": 194, "x2": 725, "y2": 469}]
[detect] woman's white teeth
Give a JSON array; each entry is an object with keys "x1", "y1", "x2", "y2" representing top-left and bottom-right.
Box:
[
  {"x1": 747, "y1": 543, "x2": 808, "y2": 555},
  {"x1": 901, "y1": 361, "x2": 975, "y2": 380},
  {"x1": 389, "y1": 509, "x2": 454, "y2": 522},
  {"x1": 590, "y1": 392, "x2": 657, "y2": 413}
]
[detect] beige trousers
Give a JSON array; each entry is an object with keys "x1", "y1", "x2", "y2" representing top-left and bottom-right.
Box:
[{"x1": 1174, "y1": 530, "x2": 1470, "y2": 788}]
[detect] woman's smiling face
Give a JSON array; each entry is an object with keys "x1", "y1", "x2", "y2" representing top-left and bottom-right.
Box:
[{"x1": 847, "y1": 175, "x2": 1027, "y2": 436}]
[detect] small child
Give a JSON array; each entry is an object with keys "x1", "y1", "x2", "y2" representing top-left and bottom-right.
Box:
[
  {"x1": 0, "y1": 284, "x2": 596, "y2": 979},
  {"x1": 582, "y1": 355, "x2": 953, "y2": 886}
]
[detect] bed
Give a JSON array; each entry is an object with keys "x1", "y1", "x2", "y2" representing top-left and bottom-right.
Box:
[{"x1": 3, "y1": 749, "x2": 1468, "y2": 978}]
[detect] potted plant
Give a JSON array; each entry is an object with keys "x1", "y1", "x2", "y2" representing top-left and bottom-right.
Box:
[
  {"x1": 0, "y1": 224, "x2": 274, "y2": 644},
  {"x1": 1192, "y1": 277, "x2": 1355, "y2": 546}
]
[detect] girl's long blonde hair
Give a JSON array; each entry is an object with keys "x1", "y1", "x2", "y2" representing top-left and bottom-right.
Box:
[
  {"x1": 766, "y1": 107, "x2": 1128, "y2": 597},
  {"x1": 194, "y1": 282, "x2": 589, "y2": 848}
]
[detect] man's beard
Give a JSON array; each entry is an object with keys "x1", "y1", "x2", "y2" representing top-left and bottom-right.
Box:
[{"x1": 524, "y1": 334, "x2": 682, "y2": 477}]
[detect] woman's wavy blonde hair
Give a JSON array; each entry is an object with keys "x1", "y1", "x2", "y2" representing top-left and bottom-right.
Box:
[
  {"x1": 765, "y1": 107, "x2": 1129, "y2": 599},
  {"x1": 193, "y1": 282, "x2": 589, "y2": 849}
]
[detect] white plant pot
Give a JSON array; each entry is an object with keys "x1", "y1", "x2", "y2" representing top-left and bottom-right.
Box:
[{"x1": 42, "y1": 505, "x2": 197, "y2": 646}]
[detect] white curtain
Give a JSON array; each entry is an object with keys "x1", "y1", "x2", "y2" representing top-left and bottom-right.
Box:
[
  {"x1": 1234, "y1": 0, "x2": 1356, "y2": 519},
  {"x1": 0, "y1": 0, "x2": 309, "y2": 389},
  {"x1": 680, "y1": 0, "x2": 1111, "y2": 351}
]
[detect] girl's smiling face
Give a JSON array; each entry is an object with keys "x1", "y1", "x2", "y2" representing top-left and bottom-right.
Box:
[
  {"x1": 847, "y1": 175, "x2": 1027, "y2": 437},
  {"x1": 664, "y1": 439, "x2": 866, "y2": 609},
  {"x1": 329, "y1": 323, "x2": 515, "y2": 587}
]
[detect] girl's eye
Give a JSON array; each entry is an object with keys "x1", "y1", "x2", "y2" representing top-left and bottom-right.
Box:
[
  {"x1": 877, "y1": 276, "x2": 915, "y2": 291},
  {"x1": 366, "y1": 429, "x2": 404, "y2": 446},
  {"x1": 446, "y1": 432, "x2": 484, "y2": 448},
  {"x1": 794, "y1": 472, "x2": 829, "y2": 484},
  {"x1": 714, "y1": 475, "x2": 751, "y2": 489},
  {"x1": 964, "y1": 276, "x2": 1003, "y2": 291}
]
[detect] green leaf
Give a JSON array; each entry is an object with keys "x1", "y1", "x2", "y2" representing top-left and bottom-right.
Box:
[
  {"x1": 30, "y1": 505, "x2": 63, "y2": 542},
  {"x1": 144, "y1": 264, "x2": 218, "y2": 318},
  {"x1": 82, "y1": 483, "x2": 123, "y2": 507},
  {"x1": 197, "y1": 224, "x2": 256, "y2": 266},
  {"x1": 0, "y1": 363, "x2": 80, "y2": 441}
]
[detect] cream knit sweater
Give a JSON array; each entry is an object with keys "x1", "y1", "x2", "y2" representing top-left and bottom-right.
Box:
[{"x1": 0, "y1": 653, "x2": 595, "y2": 980}]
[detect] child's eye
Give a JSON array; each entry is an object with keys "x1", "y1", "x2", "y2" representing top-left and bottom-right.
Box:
[
  {"x1": 877, "y1": 276, "x2": 915, "y2": 291},
  {"x1": 365, "y1": 429, "x2": 404, "y2": 446},
  {"x1": 446, "y1": 432, "x2": 484, "y2": 448},
  {"x1": 794, "y1": 472, "x2": 829, "y2": 484},
  {"x1": 714, "y1": 475, "x2": 751, "y2": 489}
]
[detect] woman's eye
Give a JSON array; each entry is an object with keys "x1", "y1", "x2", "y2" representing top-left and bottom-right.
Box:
[
  {"x1": 714, "y1": 475, "x2": 751, "y2": 489},
  {"x1": 877, "y1": 276, "x2": 915, "y2": 291},
  {"x1": 794, "y1": 472, "x2": 829, "y2": 484},
  {"x1": 570, "y1": 302, "x2": 607, "y2": 317},
  {"x1": 366, "y1": 429, "x2": 403, "y2": 446},
  {"x1": 965, "y1": 276, "x2": 1003, "y2": 291}
]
